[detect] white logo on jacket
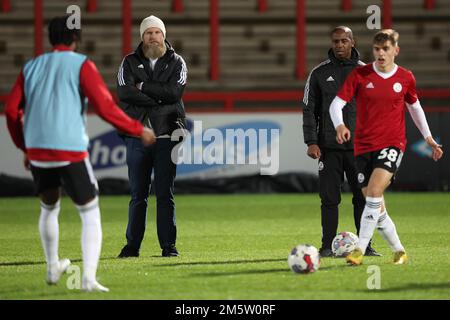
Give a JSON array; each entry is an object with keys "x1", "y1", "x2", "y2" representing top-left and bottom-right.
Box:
[
  {"x1": 358, "y1": 173, "x2": 365, "y2": 183},
  {"x1": 318, "y1": 161, "x2": 324, "y2": 171}
]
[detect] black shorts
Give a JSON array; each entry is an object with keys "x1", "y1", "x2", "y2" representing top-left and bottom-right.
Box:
[
  {"x1": 355, "y1": 146, "x2": 404, "y2": 188},
  {"x1": 30, "y1": 158, "x2": 98, "y2": 204}
]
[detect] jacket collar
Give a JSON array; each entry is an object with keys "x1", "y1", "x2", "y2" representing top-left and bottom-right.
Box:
[
  {"x1": 328, "y1": 47, "x2": 361, "y2": 65},
  {"x1": 52, "y1": 44, "x2": 73, "y2": 52}
]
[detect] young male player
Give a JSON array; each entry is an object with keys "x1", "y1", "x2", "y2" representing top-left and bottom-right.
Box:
[
  {"x1": 302, "y1": 26, "x2": 379, "y2": 257},
  {"x1": 329, "y1": 29, "x2": 443, "y2": 265}
]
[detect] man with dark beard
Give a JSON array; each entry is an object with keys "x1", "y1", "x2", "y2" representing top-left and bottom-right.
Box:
[{"x1": 116, "y1": 15, "x2": 187, "y2": 258}]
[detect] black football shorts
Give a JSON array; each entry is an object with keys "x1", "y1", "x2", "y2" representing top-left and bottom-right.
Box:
[
  {"x1": 355, "y1": 146, "x2": 403, "y2": 188},
  {"x1": 30, "y1": 158, "x2": 98, "y2": 204}
]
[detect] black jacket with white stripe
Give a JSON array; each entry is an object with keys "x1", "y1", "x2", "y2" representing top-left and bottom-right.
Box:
[
  {"x1": 117, "y1": 40, "x2": 187, "y2": 136},
  {"x1": 301, "y1": 48, "x2": 363, "y2": 150}
]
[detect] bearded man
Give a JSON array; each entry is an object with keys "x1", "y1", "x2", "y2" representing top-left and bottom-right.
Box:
[{"x1": 116, "y1": 15, "x2": 188, "y2": 258}]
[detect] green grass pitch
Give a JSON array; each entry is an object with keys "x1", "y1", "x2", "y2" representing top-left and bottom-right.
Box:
[{"x1": 0, "y1": 193, "x2": 449, "y2": 300}]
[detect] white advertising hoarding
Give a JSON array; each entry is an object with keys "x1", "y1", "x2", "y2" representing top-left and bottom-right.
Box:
[{"x1": 0, "y1": 112, "x2": 318, "y2": 180}]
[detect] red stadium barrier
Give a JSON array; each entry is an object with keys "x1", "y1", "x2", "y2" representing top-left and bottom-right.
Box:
[
  {"x1": 424, "y1": 0, "x2": 436, "y2": 10},
  {"x1": 122, "y1": 0, "x2": 132, "y2": 56},
  {"x1": 257, "y1": 0, "x2": 268, "y2": 13},
  {"x1": 1, "y1": 90, "x2": 450, "y2": 113},
  {"x1": 209, "y1": 0, "x2": 220, "y2": 81},
  {"x1": 1, "y1": 0, "x2": 11, "y2": 13},
  {"x1": 86, "y1": 0, "x2": 98, "y2": 13},
  {"x1": 296, "y1": 0, "x2": 306, "y2": 80},
  {"x1": 382, "y1": 0, "x2": 392, "y2": 29},
  {"x1": 184, "y1": 91, "x2": 301, "y2": 112},
  {"x1": 34, "y1": 0, "x2": 43, "y2": 56},
  {"x1": 172, "y1": 0, "x2": 184, "y2": 13},
  {"x1": 417, "y1": 88, "x2": 450, "y2": 98},
  {"x1": 182, "y1": 89, "x2": 450, "y2": 112},
  {"x1": 341, "y1": 0, "x2": 352, "y2": 11}
]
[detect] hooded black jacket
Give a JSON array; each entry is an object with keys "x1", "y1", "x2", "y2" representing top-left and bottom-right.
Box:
[
  {"x1": 117, "y1": 40, "x2": 187, "y2": 136},
  {"x1": 302, "y1": 48, "x2": 364, "y2": 150}
]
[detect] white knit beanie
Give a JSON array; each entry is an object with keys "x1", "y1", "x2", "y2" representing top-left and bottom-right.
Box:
[{"x1": 140, "y1": 15, "x2": 166, "y2": 39}]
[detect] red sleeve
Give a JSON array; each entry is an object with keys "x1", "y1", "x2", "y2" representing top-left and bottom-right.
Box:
[
  {"x1": 405, "y1": 71, "x2": 418, "y2": 105},
  {"x1": 5, "y1": 72, "x2": 26, "y2": 152},
  {"x1": 337, "y1": 68, "x2": 359, "y2": 102},
  {"x1": 80, "y1": 59, "x2": 144, "y2": 136}
]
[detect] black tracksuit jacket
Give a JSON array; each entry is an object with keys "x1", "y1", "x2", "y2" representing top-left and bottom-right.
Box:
[
  {"x1": 302, "y1": 48, "x2": 363, "y2": 150},
  {"x1": 117, "y1": 40, "x2": 187, "y2": 136}
]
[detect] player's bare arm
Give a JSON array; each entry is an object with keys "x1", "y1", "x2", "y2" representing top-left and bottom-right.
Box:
[
  {"x1": 335, "y1": 124, "x2": 351, "y2": 144},
  {"x1": 406, "y1": 99, "x2": 443, "y2": 162},
  {"x1": 425, "y1": 136, "x2": 443, "y2": 161}
]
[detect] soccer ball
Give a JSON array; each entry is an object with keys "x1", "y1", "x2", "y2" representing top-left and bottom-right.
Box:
[
  {"x1": 332, "y1": 231, "x2": 359, "y2": 257},
  {"x1": 288, "y1": 244, "x2": 320, "y2": 274}
]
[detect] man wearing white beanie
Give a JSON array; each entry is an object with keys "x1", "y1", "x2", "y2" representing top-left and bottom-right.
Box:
[
  {"x1": 116, "y1": 14, "x2": 188, "y2": 259},
  {"x1": 140, "y1": 15, "x2": 166, "y2": 40}
]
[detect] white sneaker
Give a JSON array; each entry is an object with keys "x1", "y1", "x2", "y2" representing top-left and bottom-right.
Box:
[
  {"x1": 81, "y1": 279, "x2": 109, "y2": 292},
  {"x1": 46, "y1": 258, "x2": 71, "y2": 285}
]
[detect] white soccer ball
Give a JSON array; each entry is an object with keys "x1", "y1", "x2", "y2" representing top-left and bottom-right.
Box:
[
  {"x1": 332, "y1": 231, "x2": 359, "y2": 257},
  {"x1": 288, "y1": 244, "x2": 320, "y2": 274}
]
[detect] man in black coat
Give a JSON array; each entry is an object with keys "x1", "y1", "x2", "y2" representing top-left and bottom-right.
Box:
[
  {"x1": 116, "y1": 15, "x2": 187, "y2": 258},
  {"x1": 302, "y1": 26, "x2": 379, "y2": 257}
]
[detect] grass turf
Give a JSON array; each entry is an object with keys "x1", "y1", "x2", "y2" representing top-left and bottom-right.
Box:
[{"x1": 0, "y1": 193, "x2": 449, "y2": 300}]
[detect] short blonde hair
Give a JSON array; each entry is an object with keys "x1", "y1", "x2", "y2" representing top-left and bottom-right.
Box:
[{"x1": 373, "y1": 29, "x2": 399, "y2": 46}]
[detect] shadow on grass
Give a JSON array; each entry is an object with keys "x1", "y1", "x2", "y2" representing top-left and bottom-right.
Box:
[
  {"x1": 361, "y1": 282, "x2": 450, "y2": 293},
  {"x1": 0, "y1": 256, "x2": 118, "y2": 267},
  {"x1": 156, "y1": 257, "x2": 287, "y2": 267},
  {"x1": 190, "y1": 265, "x2": 339, "y2": 277}
]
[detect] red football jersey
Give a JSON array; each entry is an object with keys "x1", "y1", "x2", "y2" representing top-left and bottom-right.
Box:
[{"x1": 337, "y1": 63, "x2": 418, "y2": 156}]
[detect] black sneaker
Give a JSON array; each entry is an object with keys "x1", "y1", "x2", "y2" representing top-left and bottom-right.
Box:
[
  {"x1": 319, "y1": 247, "x2": 334, "y2": 258},
  {"x1": 365, "y1": 245, "x2": 382, "y2": 257},
  {"x1": 117, "y1": 245, "x2": 139, "y2": 258},
  {"x1": 162, "y1": 245, "x2": 179, "y2": 257}
]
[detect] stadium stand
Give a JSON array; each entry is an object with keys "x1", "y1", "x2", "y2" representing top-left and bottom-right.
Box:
[
  {"x1": 1, "y1": 0, "x2": 449, "y2": 193},
  {"x1": 0, "y1": 0, "x2": 449, "y2": 104}
]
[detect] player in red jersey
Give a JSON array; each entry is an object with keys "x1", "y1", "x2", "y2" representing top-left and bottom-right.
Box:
[
  {"x1": 5, "y1": 16, "x2": 156, "y2": 292},
  {"x1": 329, "y1": 29, "x2": 443, "y2": 266}
]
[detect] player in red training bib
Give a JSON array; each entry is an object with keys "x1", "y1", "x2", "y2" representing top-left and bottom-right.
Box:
[{"x1": 329, "y1": 29, "x2": 443, "y2": 266}]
